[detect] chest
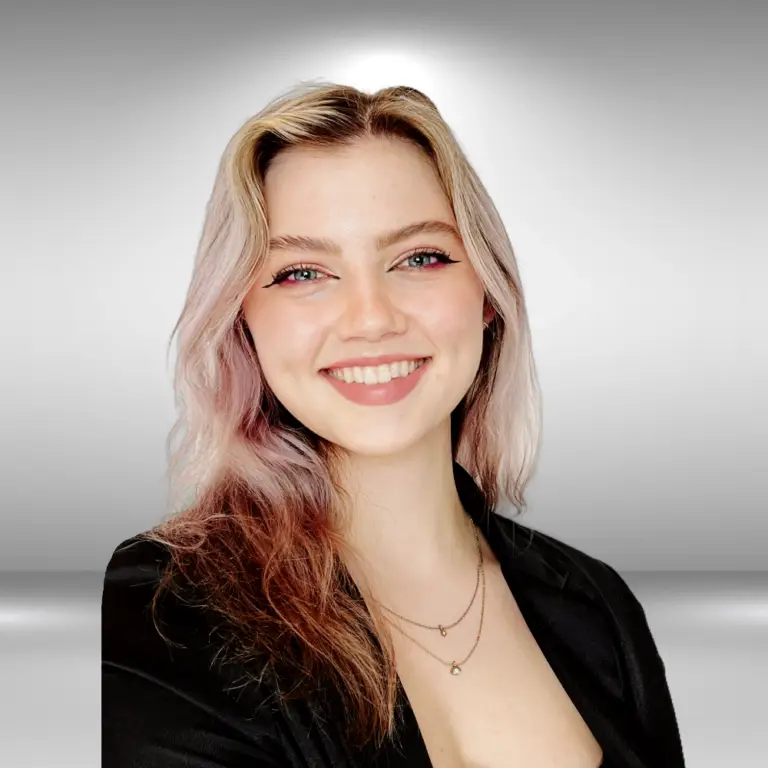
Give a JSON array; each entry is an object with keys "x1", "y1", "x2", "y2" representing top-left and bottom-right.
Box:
[{"x1": 391, "y1": 568, "x2": 604, "y2": 768}]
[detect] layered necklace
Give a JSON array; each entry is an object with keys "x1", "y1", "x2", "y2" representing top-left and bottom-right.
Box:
[{"x1": 369, "y1": 521, "x2": 486, "y2": 676}]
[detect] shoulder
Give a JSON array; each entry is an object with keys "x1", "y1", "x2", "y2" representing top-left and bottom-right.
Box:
[
  {"x1": 101, "y1": 533, "x2": 291, "y2": 764},
  {"x1": 101, "y1": 532, "x2": 175, "y2": 618},
  {"x1": 528, "y1": 523, "x2": 650, "y2": 627},
  {"x1": 102, "y1": 533, "x2": 210, "y2": 687},
  {"x1": 502, "y1": 519, "x2": 686, "y2": 764},
  {"x1": 491, "y1": 513, "x2": 662, "y2": 696},
  {"x1": 101, "y1": 531, "x2": 278, "y2": 713},
  {"x1": 101, "y1": 533, "x2": 171, "y2": 619},
  {"x1": 101, "y1": 533, "x2": 182, "y2": 668},
  {"x1": 499, "y1": 514, "x2": 640, "y2": 606}
]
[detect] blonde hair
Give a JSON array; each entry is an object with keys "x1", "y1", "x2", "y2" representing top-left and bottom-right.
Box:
[{"x1": 139, "y1": 81, "x2": 542, "y2": 750}]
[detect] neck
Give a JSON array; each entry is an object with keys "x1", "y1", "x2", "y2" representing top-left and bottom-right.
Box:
[{"x1": 332, "y1": 420, "x2": 481, "y2": 603}]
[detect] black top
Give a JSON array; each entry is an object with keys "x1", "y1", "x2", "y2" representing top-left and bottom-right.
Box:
[{"x1": 102, "y1": 463, "x2": 686, "y2": 767}]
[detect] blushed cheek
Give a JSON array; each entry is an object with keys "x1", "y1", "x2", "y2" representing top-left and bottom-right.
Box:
[
  {"x1": 242, "y1": 302, "x2": 287, "y2": 382},
  {"x1": 421, "y1": 279, "x2": 484, "y2": 337},
  {"x1": 253, "y1": 305, "x2": 327, "y2": 381},
  {"x1": 432, "y1": 283, "x2": 486, "y2": 375}
]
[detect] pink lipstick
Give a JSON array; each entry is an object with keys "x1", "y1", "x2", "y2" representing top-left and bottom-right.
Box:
[{"x1": 320, "y1": 356, "x2": 431, "y2": 406}]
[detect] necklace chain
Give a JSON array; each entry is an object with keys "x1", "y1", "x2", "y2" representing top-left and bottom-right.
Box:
[{"x1": 371, "y1": 522, "x2": 486, "y2": 675}]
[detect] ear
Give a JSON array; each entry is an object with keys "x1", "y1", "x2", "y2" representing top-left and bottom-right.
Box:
[{"x1": 482, "y1": 300, "x2": 495, "y2": 326}]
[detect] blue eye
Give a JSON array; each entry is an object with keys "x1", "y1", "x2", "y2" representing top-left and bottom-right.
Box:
[
  {"x1": 398, "y1": 250, "x2": 459, "y2": 270},
  {"x1": 285, "y1": 268, "x2": 319, "y2": 282},
  {"x1": 267, "y1": 265, "x2": 325, "y2": 286},
  {"x1": 264, "y1": 249, "x2": 459, "y2": 288}
]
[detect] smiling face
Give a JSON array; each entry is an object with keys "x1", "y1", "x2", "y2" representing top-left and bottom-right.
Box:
[{"x1": 242, "y1": 135, "x2": 490, "y2": 457}]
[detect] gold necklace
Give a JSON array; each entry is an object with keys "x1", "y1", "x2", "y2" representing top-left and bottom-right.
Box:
[{"x1": 373, "y1": 522, "x2": 486, "y2": 676}]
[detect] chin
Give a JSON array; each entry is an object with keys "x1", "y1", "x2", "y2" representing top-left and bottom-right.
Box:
[{"x1": 320, "y1": 423, "x2": 432, "y2": 458}]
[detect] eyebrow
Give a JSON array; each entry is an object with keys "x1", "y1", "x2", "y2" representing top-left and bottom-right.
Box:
[{"x1": 267, "y1": 220, "x2": 462, "y2": 256}]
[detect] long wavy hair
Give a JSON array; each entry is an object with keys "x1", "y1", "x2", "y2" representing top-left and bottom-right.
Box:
[{"x1": 138, "y1": 80, "x2": 543, "y2": 751}]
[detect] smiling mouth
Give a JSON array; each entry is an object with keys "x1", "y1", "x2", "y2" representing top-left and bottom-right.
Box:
[{"x1": 322, "y1": 357, "x2": 430, "y2": 385}]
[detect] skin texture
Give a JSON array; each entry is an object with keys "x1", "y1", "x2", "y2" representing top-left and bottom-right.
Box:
[{"x1": 242, "y1": 136, "x2": 495, "y2": 603}]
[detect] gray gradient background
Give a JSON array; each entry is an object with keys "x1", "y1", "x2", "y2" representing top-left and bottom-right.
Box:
[{"x1": 0, "y1": 0, "x2": 766, "y2": 766}]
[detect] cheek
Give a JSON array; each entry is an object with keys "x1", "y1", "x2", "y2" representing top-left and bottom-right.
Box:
[
  {"x1": 412, "y1": 276, "x2": 485, "y2": 342},
  {"x1": 246, "y1": 298, "x2": 324, "y2": 375}
]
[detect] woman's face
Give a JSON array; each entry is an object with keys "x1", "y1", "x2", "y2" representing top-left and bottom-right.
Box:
[{"x1": 242, "y1": 136, "x2": 489, "y2": 457}]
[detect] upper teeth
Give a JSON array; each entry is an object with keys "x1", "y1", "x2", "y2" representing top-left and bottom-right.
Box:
[{"x1": 326, "y1": 359, "x2": 427, "y2": 384}]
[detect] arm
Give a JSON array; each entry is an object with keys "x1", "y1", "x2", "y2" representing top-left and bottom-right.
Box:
[
  {"x1": 600, "y1": 563, "x2": 687, "y2": 767},
  {"x1": 102, "y1": 536, "x2": 289, "y2": 767},
  {"x1": 103, "y1": 663, "x2": 286, "y2": 768}
]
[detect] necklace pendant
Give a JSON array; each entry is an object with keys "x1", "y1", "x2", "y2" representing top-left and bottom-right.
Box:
[
  {"x1": 450, "y1": 662, "x2": 462, "y2": 675},
  {"x1": 438, "y1": 625, "x2": 447, "y2": 637}
]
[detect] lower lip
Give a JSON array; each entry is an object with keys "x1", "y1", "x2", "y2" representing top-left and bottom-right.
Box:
[{"x1": 320, "y1": 359, "x2": 431, "y2": 406}]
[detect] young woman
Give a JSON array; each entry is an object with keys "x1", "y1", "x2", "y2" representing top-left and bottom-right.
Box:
[{"x1": 102, "y1": 82, "x2": 686, "y2": 767}]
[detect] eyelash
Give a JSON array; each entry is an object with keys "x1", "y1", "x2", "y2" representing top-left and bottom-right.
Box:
[{"x1": 265, "y1": 248, "x2": 459, "y2": 287}]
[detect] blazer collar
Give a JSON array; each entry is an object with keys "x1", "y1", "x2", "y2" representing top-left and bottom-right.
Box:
[{"x1": 453, "y1": 462, "x2": 571, "y2": 593}]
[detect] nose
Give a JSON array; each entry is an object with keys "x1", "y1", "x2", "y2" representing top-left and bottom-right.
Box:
[{"x1": 337, "y1": 273, "x2": 407, "y2": 341}]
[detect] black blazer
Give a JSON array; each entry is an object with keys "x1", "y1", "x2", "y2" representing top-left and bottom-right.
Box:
[{"x1": 102, "y1": 463, "x2": 686, "y2": 767}]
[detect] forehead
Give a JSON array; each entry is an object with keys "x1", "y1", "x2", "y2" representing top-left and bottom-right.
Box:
[{"x1": 262, "y1": 137, "x2": 452, "y2": 235}]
